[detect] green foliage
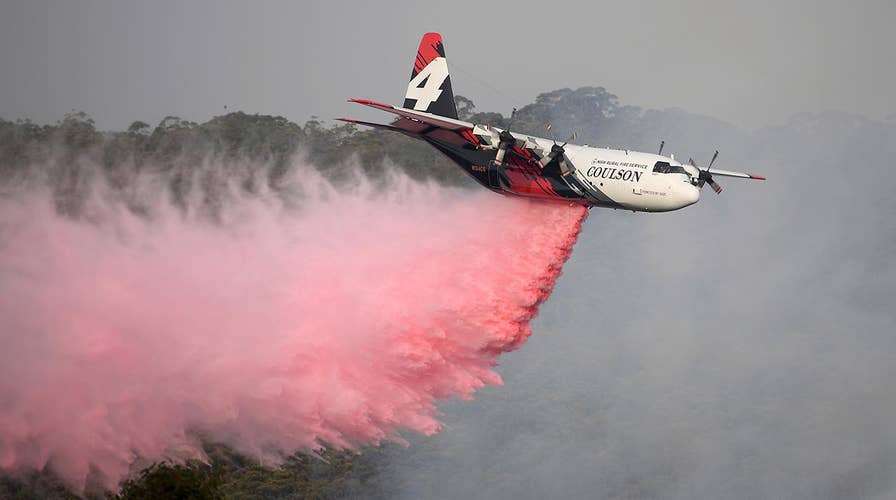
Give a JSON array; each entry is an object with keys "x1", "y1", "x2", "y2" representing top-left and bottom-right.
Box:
[
  {"x1": 200, "y1": 112, "x2": 305, "y2": 164},
  {"x1": 115, "y1": 461, "x2": 223, "y2": 500},
  {"x1": 0, "y1": 107, "x2": 474, "y2": 202},
  {"x1": 0, "y1": 469, "x2": 81, "y2": 500},
  {"x1": 208, "y1": 445, "x2": 368, "y2": 500},
  {"x1": 58, "y1": 111, "x2": 102, "y2": 150},
  {"x1": 127, "y1": 121, "x2": 151, "y2": 135},
  {"x1": 91, "y1": 443, "x2": 391, "y2": 500},
  {"x1": 454, "y1": 95, "x2": 476, "y2": 121}
]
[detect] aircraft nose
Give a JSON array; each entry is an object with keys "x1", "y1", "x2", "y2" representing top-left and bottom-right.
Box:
[{"x1": 682, "y1": 184, "x2": 700, "y2": 206}]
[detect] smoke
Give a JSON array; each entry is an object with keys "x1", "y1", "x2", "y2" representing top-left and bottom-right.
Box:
[
  {"x1": 364, "y1": 112, "x2": 896, "y2": 500},
  {"x1": 0, "y1": 159, "x2": 588, "y2": 489}
]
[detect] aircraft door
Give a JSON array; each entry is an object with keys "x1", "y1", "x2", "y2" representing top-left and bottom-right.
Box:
[{"x1": 487, "y1": 161, "x2": 502, "y2": 189}]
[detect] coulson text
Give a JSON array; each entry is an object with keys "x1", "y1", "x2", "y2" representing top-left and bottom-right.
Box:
[{"x1": 586, "y1": 167, "x2": 642, "y2": 183}]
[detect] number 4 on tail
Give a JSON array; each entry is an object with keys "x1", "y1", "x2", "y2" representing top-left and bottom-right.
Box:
[{"x1": 405, "y1": 58, "x2": 449, "y2": 111}]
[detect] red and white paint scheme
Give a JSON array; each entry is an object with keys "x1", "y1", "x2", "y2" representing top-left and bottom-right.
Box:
[{"x1": 340, "y1": 33, "x2": 765, "y2": 212}]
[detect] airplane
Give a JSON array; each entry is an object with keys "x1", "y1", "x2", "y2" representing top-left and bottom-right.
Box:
[{"x1": 339, "y1": 32, "x2": 765, "y2": 213}]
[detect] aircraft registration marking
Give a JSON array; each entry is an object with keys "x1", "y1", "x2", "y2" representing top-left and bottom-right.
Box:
[{"x1": 637, "y1": 189, "x2": 666, "y2": 196}]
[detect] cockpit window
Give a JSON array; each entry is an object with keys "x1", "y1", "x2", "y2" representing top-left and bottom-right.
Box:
[{"x1": 653, "y1": 161, "x2": 688, "y2": 175}]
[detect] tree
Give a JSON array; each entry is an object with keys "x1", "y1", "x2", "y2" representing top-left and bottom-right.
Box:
[
  {"x1": 115, "y1": 462, "x2": 223, "y2": 500},
  {"x1": 58, "y1": 110, "x2": 101, "y2": 149},
  {"x1": 454, "y1": 95, "x2": 476, "y2": 121},
  {"x1": 127, "y1": 121, "x2": 151, "y2": 135}
]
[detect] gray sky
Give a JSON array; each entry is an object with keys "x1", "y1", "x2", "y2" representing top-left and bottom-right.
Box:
[{"x1": 1, "y1": 0, "x2": 895, "y2": 130}]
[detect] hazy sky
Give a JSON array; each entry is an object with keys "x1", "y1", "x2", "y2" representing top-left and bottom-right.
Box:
[
  {"x1": 1, "y1": 0, "x2": 894, "y2": 130},
  {"x1": 370, "y1": 95, "x2": 896, "y2": 500}
]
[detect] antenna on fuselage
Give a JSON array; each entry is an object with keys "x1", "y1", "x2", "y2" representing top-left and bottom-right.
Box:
[{"x1": 658, "y1": 140, "x2": 665, "y2": 155}]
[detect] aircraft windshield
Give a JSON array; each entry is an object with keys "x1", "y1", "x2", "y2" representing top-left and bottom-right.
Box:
[{"x1": 653, "y1": 161, "x2": 688, "y2": 175}]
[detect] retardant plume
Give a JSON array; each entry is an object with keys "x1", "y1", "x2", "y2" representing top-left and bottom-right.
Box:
[{"x1": 0, "y1": 163, "x2": 588, "y2": 489}]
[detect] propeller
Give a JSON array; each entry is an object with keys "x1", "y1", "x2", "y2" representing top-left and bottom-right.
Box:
[
  {"x1": 694, "y1": 150, "x2": 723, "y2": 194},
  {"x1": 539, "y1": 123, "x2": 577, "y2": 176},
  {"x1": 494, "y1": 107, "x2": 517, "y2": 165}
]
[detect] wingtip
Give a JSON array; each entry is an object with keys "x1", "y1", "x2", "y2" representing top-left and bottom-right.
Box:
[
  {"x1": 751, "y1": 175, "x2": 767, "y2": 180},
  {"x1": 336, "y1": 118, "x2": 356, "y2": 123},
  {"x1": 347, "y1": 98, "x2": 392, "y2": 108}
]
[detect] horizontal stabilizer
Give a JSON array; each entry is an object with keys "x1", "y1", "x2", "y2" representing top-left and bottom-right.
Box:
[
  {"x1": 336, "y1": 117, "x2": 416, "y2": 135},
  {"x1": 347, "y1": 99, "x2": 473, "y2": 131}
]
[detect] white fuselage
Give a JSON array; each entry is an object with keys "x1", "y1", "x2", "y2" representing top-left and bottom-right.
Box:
[
  {"x1": 489, "y1": 130, "x2": 702, "y2": 212},
  {"x1": 566, "y1": 144, "x2": 701, "y2": 212}
]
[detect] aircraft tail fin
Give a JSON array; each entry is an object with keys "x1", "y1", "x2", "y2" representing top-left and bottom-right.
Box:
[{"x1": 402, "y1": 32, "x2": 458, "y2": 119}]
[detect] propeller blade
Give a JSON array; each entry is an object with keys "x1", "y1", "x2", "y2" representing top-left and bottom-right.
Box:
[
  {"x1": 539, "y1": 147, "x2": 559, "y2": 169},
  {"x1": 495, "y1": 147, "x2": 508, "y2": 164},
  {"x1": 558, "y1": 155, "x2": 572, "y2": 176},
  {"x1": 509, "y1": 107, "x2": 517, "y2": 126},
  {"x1": 494, "y1": 128, "x2": 516, "y2": 165},
  {"x1": 695, "y1": 151, "x2": 721, "y2": 192},
  {"x1": 538, "y1": 127, "x2": 576, "y2": 169},
  {"x1": 708, "y1": 150, "x2": 719, "y2": 170},
  {"x1": 539, "y1": 141, "x2": 571, "y2": 169}
]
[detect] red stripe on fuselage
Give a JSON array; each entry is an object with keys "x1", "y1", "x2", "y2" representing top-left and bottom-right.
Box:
[
  {"x1": 503, "y1": 148, "x2": 558, "y2": 196},
  {"x1": 503, "y1": 170, "x2": 559, "y2": 198}
]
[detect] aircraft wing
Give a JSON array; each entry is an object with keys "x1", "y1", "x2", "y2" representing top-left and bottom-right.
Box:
[
  {"x1": 708, "y1": 168, "x2": 766, "y2": 180},
  {"x1": 347, "y1": 98, "x2": 474, "y2": 131},
  {"x1": 335, "y1": 117, "x2": 419, "y2": 137}
]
